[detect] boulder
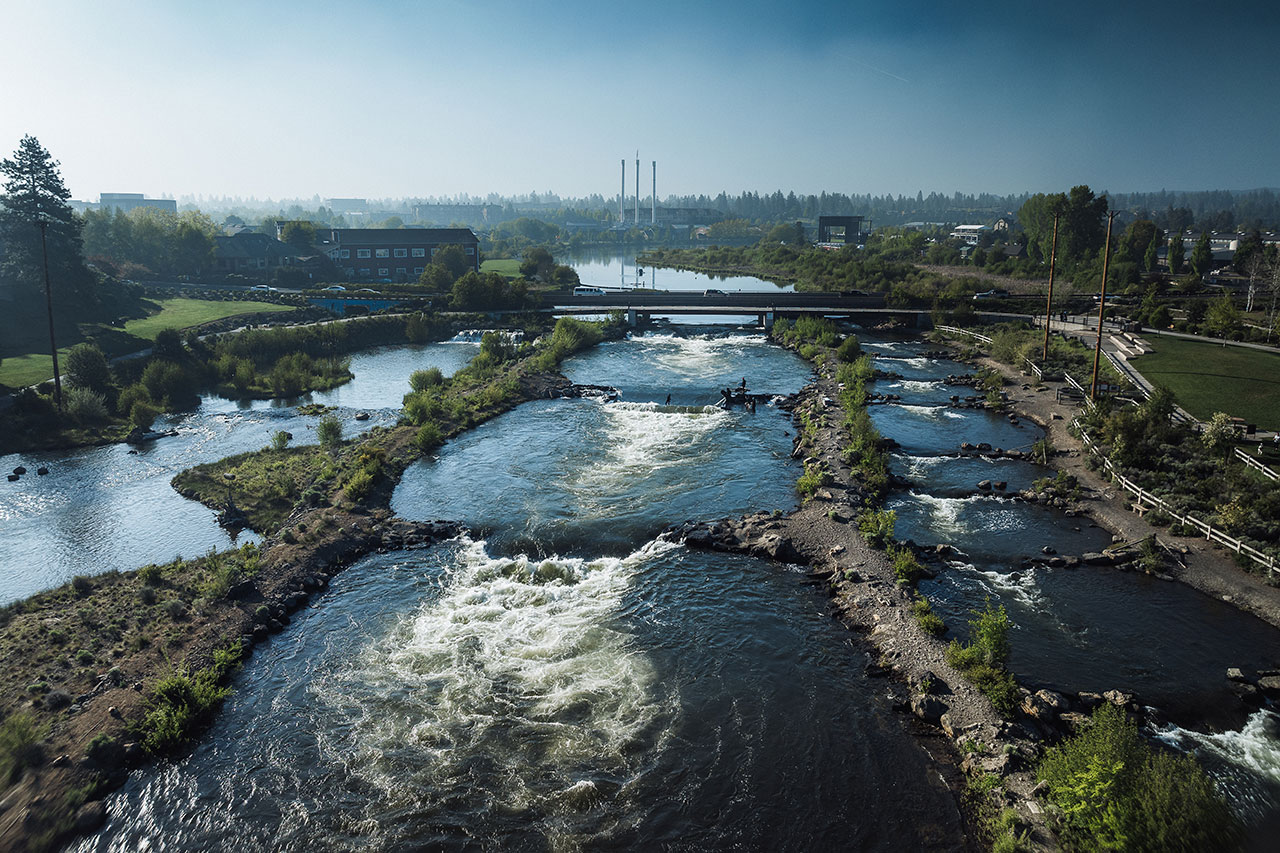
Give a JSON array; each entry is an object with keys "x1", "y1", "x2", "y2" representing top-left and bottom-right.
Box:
[
  {"x1": 13, "y1": 466, "x2": 26, "y2": 475},
  {"x1": 1103, "y1": 689, "x2": 1136, "y2": 707},
  {"x1": 1257, "y1": 675, "x2": 1280, "y2": 699},
  {"x1": 910, "y1": 694, "x2": 948, "y2": 726},
  {"x1": 1226, "y1": 667, "x2": 1251, "y2": 683},
  {"x1": 74, "y1": 801, "x2": 107, "y2": 833},
  {"x1": 977, "y1": 480, "x2": 992, "y2": 491},
  {"x1": 37, "y1": 467, "x2": 49, "y2": 475}
]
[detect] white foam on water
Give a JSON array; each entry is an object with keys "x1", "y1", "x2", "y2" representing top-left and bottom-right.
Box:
[
  {"x1": 891, "y1": 380, "x2": 942, "y2": 394},
  {"x1": 637, "y1": 332, "x2": 768, "y2": 374},
  {"x1": 565, "y1": 402, "x2": 729, "y2": 509},
  {"x1": 1157, "y1": 710, "x2": 1280, "y2": 785},
  {"x1": 898, "y1": 404, "x2": 948, "y2": 419},
  {"x1": 312, "y1": 537, "x2": 677, "y2": 817}
]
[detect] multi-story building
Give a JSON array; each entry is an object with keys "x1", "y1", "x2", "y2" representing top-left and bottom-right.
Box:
[{"x1": 324, "y1": 227, "x2": 480, "y2": 281}]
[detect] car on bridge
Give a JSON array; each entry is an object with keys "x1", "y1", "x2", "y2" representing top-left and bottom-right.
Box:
[
  {"x1": 973, "y1": 289, "x2": 1010, "y2": 300},
  {"x1": 573, "y1": 286, "x2": 606, "y2": 296},
  {"x1": 322, "y1": 285, "x2": 347, "y2": 292},
  {"x1": 249, "y1": 284, "x2": 278, "y2": 293},
  {"x1": 704, "y1": 288, "x2": 725, "y2": 296}
]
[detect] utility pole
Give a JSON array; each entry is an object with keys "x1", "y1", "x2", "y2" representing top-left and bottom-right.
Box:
[
  {"x1": 39, "y1": 218, "x2": 63, "y2": 413},
  {"x1": 1090, "y1": 212, "x2": 1116, "y2": 403},
  {"x1": 1041, "y1": 213, "x2": 1059, "y2": 362}
]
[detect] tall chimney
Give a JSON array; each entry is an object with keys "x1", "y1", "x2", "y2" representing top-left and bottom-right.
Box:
[
  {"x1": 634, "y1": 152, "x2": 640, "y2": 226},
  {"x1": 652, "y1": 160, "x2": 657, "y2": 224},
  {"x1": 620, "y1": 159, "x2": 625, "y2": 223}
]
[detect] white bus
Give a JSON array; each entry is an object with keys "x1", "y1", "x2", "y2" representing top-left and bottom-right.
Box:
[{"x1": 573, "y1": 286, "x2": 606, "y2": 296}]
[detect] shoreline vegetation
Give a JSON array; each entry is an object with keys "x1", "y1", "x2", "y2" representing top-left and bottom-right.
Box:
[
  {"x1": 0, "y1": 313, "x2": 1266, "y2": 852},
  {"x1": 0, "y1": 310, "x2": 482, "y2": 456},
  {"x1": 675, "y1": 317, "x2": 1248, "y2": 851},
  {"x1": 0, "y1": 315, "x2": 616, "y2": 852}
]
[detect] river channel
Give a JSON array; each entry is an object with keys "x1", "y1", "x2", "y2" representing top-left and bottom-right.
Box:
[{"x1": 3, "y1": 288, "x2": 1278, "y2": 844}]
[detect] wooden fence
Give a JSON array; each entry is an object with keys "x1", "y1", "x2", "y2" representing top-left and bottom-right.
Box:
[
  {"x1": 1075, "y1": 422, "x2": 1278, "y2": 576},
  {"x1": 1234, "y1": 447, "x2": 1280, "y2": 481}
]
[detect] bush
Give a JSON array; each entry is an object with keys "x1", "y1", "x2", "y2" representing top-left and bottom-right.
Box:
[
  {"x1": 889, "y1": 545, "x2": 924, "y2": 586},
  {"x1": 345, "y1": 468, "x2": 375, "y2": 502},
  {"x1": 84, "y1": 733, "x2": 124, "y2": 768},
  {"x1": 65, "y1": 385, "x2": 110, "y2": 425},
  {"x1": 66, "y1": 342, "x2": 112, "y2": 394},
  {"x1": 945, "y1": 599, "x2": 1018, "y2": 716},
  {"x1": 409, "y1": 367, "x2": 444, "y2": 392},
  {"x1": 414, "y1": 422, "x2": 443, "y2": 453},
  {"x1": 135, "y1": 668, "x2": 231, "y2": 755},
  {"x1": 912, "y1": 596, "x2": 946, "y2": 635},
  {"x1": 1038, "y1": 703, "x2": 1240, "y2": 852},
  {"x1": 271, "y1": 430, "x2": 291, "y2": 451},
  {"x1": 835, "y1": 335, "x2": 862, "y2": 363},
  {"x1": 0, "y1": 713, "x2": 48, "y2": 784},
  {"x1": 317, "y1": 415, "x2": 343, "y2": 449},
  {"x1": 858, "y1": 509, "x2": 896, "y2": 549}
]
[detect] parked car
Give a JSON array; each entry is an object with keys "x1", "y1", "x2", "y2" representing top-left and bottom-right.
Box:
[{"x1": 249, "y1": 284, "x2": 278, "y2": 293}]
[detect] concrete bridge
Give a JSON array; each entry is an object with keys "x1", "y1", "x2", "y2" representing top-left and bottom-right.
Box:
[{"x1": 543, "y1": 291, "x2": 928, "y2": 329}]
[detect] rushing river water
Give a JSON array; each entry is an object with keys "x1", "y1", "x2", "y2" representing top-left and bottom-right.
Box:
[
  {"x1": 0, "y1": 342, "x2": 478, "y2": 604},
  {"x1": 73, "y1": 331, "x2": 967, "y2": 851},
  {"x1": 5, "y1": 294, "x2": 1279, "y2": 846}
]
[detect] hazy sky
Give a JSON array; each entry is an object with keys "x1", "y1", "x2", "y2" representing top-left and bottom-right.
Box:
[{"x1": 3, "y1": 0, "x2": 1277, "y2": 204}]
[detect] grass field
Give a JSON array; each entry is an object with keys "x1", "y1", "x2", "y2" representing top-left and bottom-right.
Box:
[
  {"x1": 480, "y1": 258, "x2": 522, "y2": 278},
  {"x1": 0, "y1": 298, "x2": 291, "y2": 389},
  {"x1": 1133, "y1": 335, "x2": 1280, "y2": 429}
]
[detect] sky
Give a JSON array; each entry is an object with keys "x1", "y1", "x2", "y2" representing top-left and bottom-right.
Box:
[{"x1": 3, "y1": 0, "x2": 1278, "y2": 205}]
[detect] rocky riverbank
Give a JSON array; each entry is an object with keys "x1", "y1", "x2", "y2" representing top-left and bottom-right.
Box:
[{"x1": 660, "y1": 336, "x2": 1271, "y2": 851}]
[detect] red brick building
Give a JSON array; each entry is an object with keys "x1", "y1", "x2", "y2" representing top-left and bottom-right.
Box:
[{"x1": 324, "y1": 227, "x2": 479, "y2": 282}]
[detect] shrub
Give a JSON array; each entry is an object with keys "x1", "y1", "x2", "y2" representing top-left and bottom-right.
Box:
[
  {"x1": 345, "y1": 468, "x2": 375, "y2": 502},
  {"x1": 135, "y1": 668, "x2": 231, "y2": 755},
  {"x1": 945, "y1": 599, "x2": 1018, "y2": 716},
  {"x1": 66, "y1": 342, "x2": 113, "y2": 394},
  {"x1": 858, "y1": 509, "x2": 896, "y2": 549},
  {"x1": 889, "y1": 544, "x2": 924, "y2": 586},
  {"x1": 71, "y1": 574, "x2": 93, "y2": 594},
  {"x1": 138, "y1": 563, "x2": 163, "y2": 586},
  {"x1": 64, "y1": 386, "x2": 110, "y2": 425},
  {"x1": 795, "y1": 461, "x2": 828, "y2": 499},
  {"x1": 1038, "y1": 703, "x2": 1240, "y2": 852},
  {"x1": 835, "y1": 334, "x2": 862, "y2": 362},
  {"x1": 409, "y1": 367, "x2": 444, "y2": 392},
  {"x1": 912, "y1": 596, "x2": 946, "y2": 636},
  {"x1": 414, "y1": 422, "x2": 444, "y2": 453},
  {"x1": 317, "y1": 415, "x2": 343, "y2": 449},
  {"x1": 84, "y1": 733, "x2": 124, "y2": 768},
  {"x1": 271, "y1": 430, "x2": 291, "y2": 451},
  {"x1": 0, "y1": 712, "x2": 48, "y2": 784}
]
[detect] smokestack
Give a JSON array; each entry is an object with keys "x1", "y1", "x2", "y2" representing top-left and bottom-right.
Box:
[
  {"x1": 634, "y1": 152, "x2": 640, "y2": 226},
  {"x1": 620, "y1": 159, "x2": 625, "y2": 224},
  {"x1": 652, "y1": 160, "x2": 657, "y2": 224}
]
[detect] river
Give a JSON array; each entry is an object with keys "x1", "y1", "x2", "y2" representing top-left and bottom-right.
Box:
[{"x1": 3, "y1": 275, "x2": 1278, "y2": 845}]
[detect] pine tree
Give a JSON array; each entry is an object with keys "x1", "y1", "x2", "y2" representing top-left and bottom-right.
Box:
[{"x1": 0, "y1": 135, "x2": 92, "y2": 310}]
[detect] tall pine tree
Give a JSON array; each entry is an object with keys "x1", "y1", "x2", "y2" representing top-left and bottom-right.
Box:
[{"x1": 0, "y1": 135, "x2": 94, "y2": 327}]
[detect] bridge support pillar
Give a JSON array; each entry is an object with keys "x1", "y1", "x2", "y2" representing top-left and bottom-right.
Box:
[
  {"x1": 761, "y1": 311, "x2": 774, "y2": 331},
  {"x1": 627, "y1": 308, "x2": 638, "y2": 326}
]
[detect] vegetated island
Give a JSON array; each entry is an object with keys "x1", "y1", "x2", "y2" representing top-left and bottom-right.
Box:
[{"x1": 0, "y1": 316, "x2": 617, "y2": 852}]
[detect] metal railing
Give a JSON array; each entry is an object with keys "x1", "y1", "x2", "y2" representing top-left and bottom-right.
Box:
[
  {"x1": 935, "y1": 325, "x2": 991, "y2": 344},
  {"x1": 1075, "y1": 422, "x2": 1278, "y2": 576}
]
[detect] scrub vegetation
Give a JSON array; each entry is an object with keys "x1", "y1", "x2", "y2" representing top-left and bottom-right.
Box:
[{"x1": 1037, "y1": 703, "x2": 1240, "y2": 852}]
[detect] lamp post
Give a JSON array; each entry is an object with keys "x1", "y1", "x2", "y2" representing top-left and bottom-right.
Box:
[{"x1": 38, "y1": 217, "x2": 63, "y2": 413}]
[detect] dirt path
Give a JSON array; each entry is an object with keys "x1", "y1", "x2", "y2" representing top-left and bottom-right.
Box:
[{"x1": 981, "y1": 357, "x2": 1280, "y2": 629}]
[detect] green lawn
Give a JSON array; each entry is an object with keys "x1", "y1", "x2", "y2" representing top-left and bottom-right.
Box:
[
  {"x1": 0, "y1": 298, "x2": 291, "y2": 389},
  {"x1": 1132, "y1": 336, "x2": 1280, "y2": 430},
  {"x1": 119, "y1": 298, "x2": 290, "y2": 340},
  {"x1": 480, "y1": 258, "x2": 523, "y2": 279}
]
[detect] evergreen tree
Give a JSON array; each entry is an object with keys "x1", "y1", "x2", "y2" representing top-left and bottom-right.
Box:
[
  {"x1": 1167, "y1": 233, "x2": 1184, "y2": 275},
  {"x1": 1190, "y1": 232, "x2": 1214, "y2": 277},
  {"x1": 0, "y1": 135, "x2": 92, "y2": 309}
]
